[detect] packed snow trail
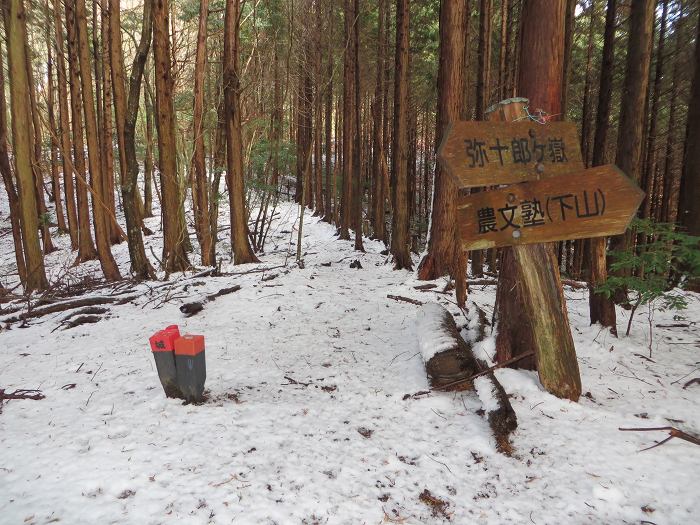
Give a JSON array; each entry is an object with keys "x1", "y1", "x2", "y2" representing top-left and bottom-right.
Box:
[{"x1": 1, "y1": 202, "x2": 699, "y2": 524}]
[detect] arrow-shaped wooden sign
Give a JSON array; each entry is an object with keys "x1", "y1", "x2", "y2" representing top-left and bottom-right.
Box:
[
  {"x1": 438, "y1": 121, "x2": 584, "y2": 188},
  {"x1": 456, "y1": 164, "x2": 644, "y2": 251}
]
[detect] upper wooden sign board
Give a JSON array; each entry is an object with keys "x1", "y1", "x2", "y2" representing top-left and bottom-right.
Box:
[
  {"x1": 438, "y1": 121, "x2": 584, "y2": 189},
  {"x1": 456, "y1": 164, "x2": 645, "y2": 251}
]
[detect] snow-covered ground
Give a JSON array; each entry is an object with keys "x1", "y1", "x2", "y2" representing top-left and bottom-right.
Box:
[{"x1": 1, "y1": 192, "x2": 699, "y2": 524}]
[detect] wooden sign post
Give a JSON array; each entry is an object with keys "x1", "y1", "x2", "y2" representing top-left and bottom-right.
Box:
[
  {"x1": 438, "y1": 121, "x2": 584, "y2": 188},
  {"x1": 456, "y1": 164, "x2": 644, "y2": 250},
  {"x1": 438, "y1": 97, "x2": 645, "y2": 403}
]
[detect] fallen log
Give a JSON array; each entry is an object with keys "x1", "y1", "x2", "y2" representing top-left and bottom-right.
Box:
[
  {"x1": 473, "y1": 373, "x2": 518, "y2": 455},
  {"x1": 1, "y1": 295, "x2": 136, "y2": 324},
  {"x1": 416, "y1": 302, "x2": 517, "y2": 454},
  {"x1": 416, "y1": 303, "x2": 480, "y2": 387},
  {"x1": 61, "y1": 315, "x2": 102, "y2": 330},
  {"x1": 432, "y1": 350, "x2": 536, "y2": 391}
]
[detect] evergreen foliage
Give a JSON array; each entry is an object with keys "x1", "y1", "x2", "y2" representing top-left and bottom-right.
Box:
[{"x1": 596, "y1": 218, "x2": 700, "y2": 337}]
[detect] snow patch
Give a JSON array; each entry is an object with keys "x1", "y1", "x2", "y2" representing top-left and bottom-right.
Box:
[
  {"x1": 472, "y1": 334, "x2": 497, "y2": 365},
  {"x1": 416, "y1": 302, "x2": 456, "y2": 362},
  {"x1": 474, "y1": 375, "x2": 500, "y2": 412}
]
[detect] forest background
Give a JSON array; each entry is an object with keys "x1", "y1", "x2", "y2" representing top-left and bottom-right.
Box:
[{"x1": 1, "y1": 0, "x2": 699, "y2": 328}]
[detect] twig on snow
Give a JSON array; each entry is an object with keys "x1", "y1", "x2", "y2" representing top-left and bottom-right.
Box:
[
  {"x1": 282, "y1": 376, "x2": 310, "y2": 387},
  {"x1": 90, "y1": 362, "x2": 103, "y2": 382},
  {"x1": 0, "y1": 388, "x2": 45, "y2": 414},
  {"x1": 682, "y1": 378, "x2": 700, "y2": 389},
  {"x1": 619, "y1": 426, "x2": 700, "y2": 451},
  {"x1": 0, "y1": 389, "x2": 45, "y2": 401},
  {"x1": 387, "y1": 294, "x2": 423, "y2": 306},
  {"x1": 424, "y1": 455, "x2": 453, "y2": 474}
]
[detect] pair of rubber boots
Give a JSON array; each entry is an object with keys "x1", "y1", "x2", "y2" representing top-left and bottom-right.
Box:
[{"x1": 148, "y1": 325, "x2": 206, "y2": 403}]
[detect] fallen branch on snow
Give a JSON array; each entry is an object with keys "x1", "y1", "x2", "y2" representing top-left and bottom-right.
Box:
[
  {"x1": 619, "y1": 426, "x2": 700, "y2": 451},
  {"x1": 416, "y1": 302, "x2": 517, "y2": 455},
  {"x1": 206, "y1": 285, "x2": 242, "y2": 301},
  {"x1": 683, "y1": 378, "x2": 700, "y2": 389},
  {"x1": 178, "y1": 285, "x2": 243, "y2": 318},
  {"x1": 1, "y1": 295, "x2": 136, "y2": 324},
  {"x1": 387, "y1": 294, "x2": 424, "y2": 306},
  {"x1": 282, "y1": 376, "x2": 311, "y2": 387},
  {"x1": 0, "y1": 388, "x2": 45, "y2": 414}
]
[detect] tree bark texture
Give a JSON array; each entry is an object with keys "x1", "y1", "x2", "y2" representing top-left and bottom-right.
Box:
[
  {"x1": 579, "y1": 2, "x2": 596, "y2": 165},
  {"x1": 153, "y1": 0, "x2": 191, "y2": 272},
  {"x1": 588, "y1": 0, "x2": 618, "y2": 332},
  {"x1": 561, "y1": 0, "x2": 576, "y2": 118},
  {"x1": 191, "y1": 0, "x2": 215, "y2": 266},
  {"x1": 122, "y1": 2, "x2": 153, "y2": 228},
  {"x1": 46, "y1": 11, "x2": 67, "y2": 234},
  {"x1": 75, "y1": 0, "x2": 121, "y2": 281},
  {"x1": 65, "y1": 0, "x2": 98, "y2": 263},
  {"x1": 100, "y1": 6, "x2": 122, "y2": 245},
  {"x1": 660, "y1": 3, "x2": 685, "y2": 226},
  {"x1": 494, "y1": 0, "x2": 581, "y2": 402},
  {"x1": 679, "y1": 13, "x2": 700, "y2": 291},
  {"x1": 641, "y1": 0, "x2": 669, "y2": 222},
  {"x1": 223, "y1": 0, "x2": 259, "y2": 264},
  {"x1": 0, "y1": 33, "x2": 28, "y2": 285},
  {"x1": 313, "y1": 1, "x2": 324, "y2": 218},
  {"x1": 324, "y1": 13, "x2": 334, "y2": 224},
  {"x1": 110, "y1": 0, "x2": 154, "y2": 279},
  {"x1": 610, "y1": 0, "x2": 654, "y2": 254},
  {"x1": 476, "y1": 0, "x2": 492, "y2": 120},
  {"x1": 24, "y1": 17, "x2": 55, "y2": 254},
  {"x1": 418, "y1": 0, "x2": 467, "y2": 300},
  {"x1": 52, "y1": 0, "x2": 79, "y2": 249},
  {"x1": 6, "y1": 0, "x2": 49, "y2": 291},
  {"x1": 390, "y1": 0, "x2": 413, "y2": 270},
  {"x1": 371, "y1": 0, "x2": 387, "y2": 242},
  {"x1": 352, "y1": 0, "x2": 363, "y2": 252},
  {"x1": 143, "y1": 87, "x2": 154, "y2": 218},
  {"x1": 339, "y1": 0, "x2": 354, "y2": 240}
]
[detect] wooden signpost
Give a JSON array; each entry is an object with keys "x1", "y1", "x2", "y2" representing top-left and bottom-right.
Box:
[
  {"x1": 438, "y1": 121, "x2": 584, "y2": 188},
  {"x1": 456, "y1": 164, "x2": 645, "y2": 250},
  {"x1": 438, "y1": 100, "x2": 645, "y2": 404}
]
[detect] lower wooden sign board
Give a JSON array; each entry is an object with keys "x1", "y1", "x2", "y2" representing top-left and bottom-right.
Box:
[{"x1": 456, "y1": 164, "x2": 644, "y2": 251}]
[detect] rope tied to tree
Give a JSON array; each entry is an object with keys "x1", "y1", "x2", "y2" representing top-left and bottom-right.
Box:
[{"x1": 514, "y1": 105, "x2": 561, "y2": 124}]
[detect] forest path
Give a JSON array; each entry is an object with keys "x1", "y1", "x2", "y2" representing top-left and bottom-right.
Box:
[{"x1": 2, "y1": 204, "x2": 699, "y2": 524}]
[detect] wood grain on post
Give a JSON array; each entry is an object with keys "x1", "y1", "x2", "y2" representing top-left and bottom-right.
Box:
[{"x1": 491, "y1": 0, "x2": 582, "y2": 401}]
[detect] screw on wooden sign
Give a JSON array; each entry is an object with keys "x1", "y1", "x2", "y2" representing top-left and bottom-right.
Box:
[
  {"x1": 456, "y1": 164, "x2": 645, "y2": 250},
  {"x1": 438, "y1": 121, "x2": 584, "y2": 189}
]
